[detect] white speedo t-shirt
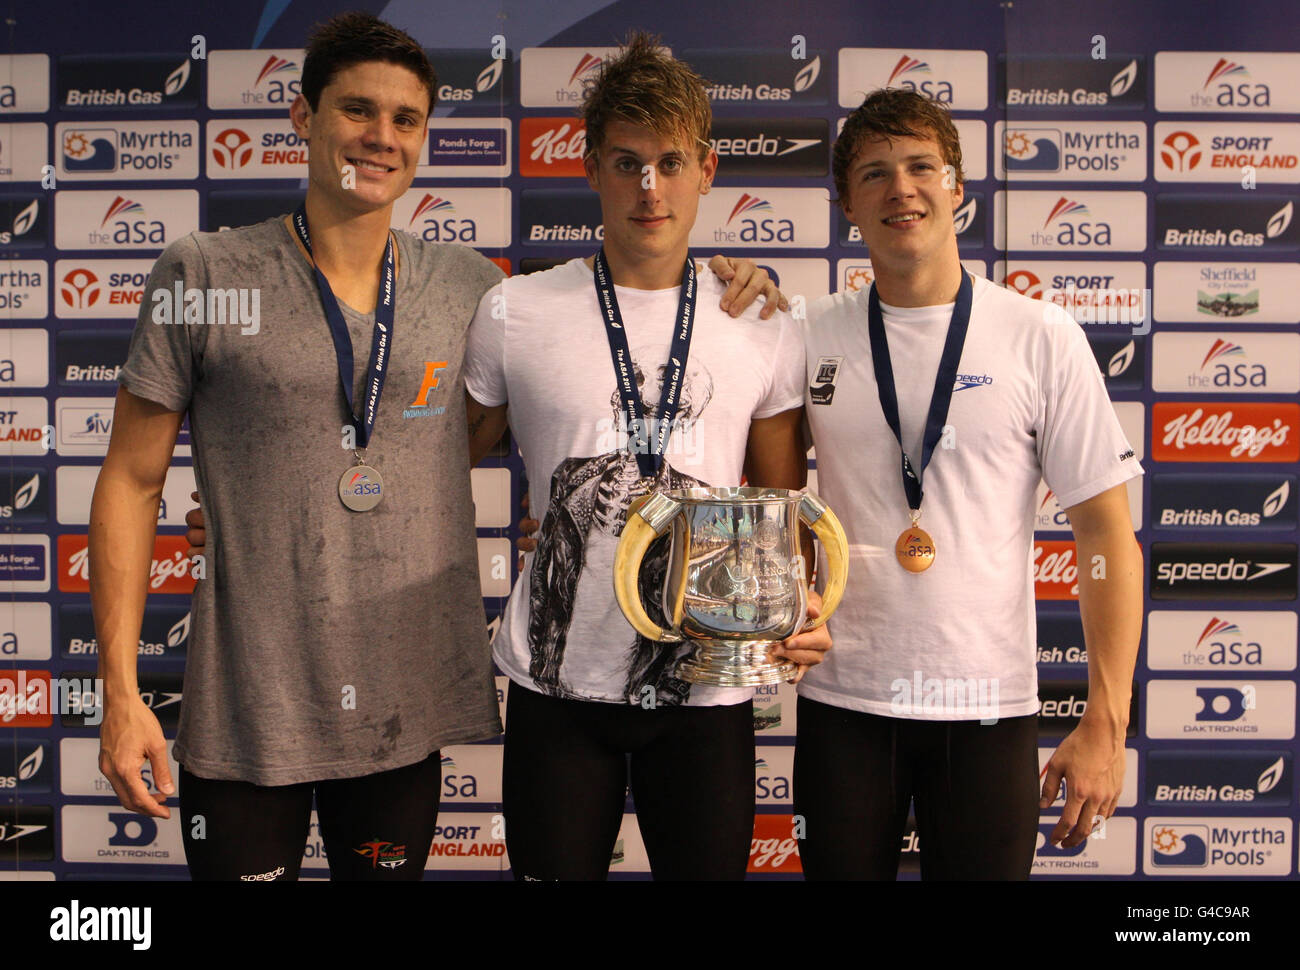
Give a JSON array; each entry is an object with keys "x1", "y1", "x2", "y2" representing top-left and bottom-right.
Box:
[
  {"x1": 801, "y1": 274, "x2": 1142, "y2": 720},
  {"x1": 464, "y1": 258, "x2": 805, "y2": 707}
]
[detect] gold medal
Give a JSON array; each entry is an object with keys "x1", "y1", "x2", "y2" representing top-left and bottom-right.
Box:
[{"x1": 895, "y1": 512, "x2": 935, "y2": 572}]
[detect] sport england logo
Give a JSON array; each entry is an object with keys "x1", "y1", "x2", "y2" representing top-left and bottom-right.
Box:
[
  {"x1": 809, "y1": 356, "x2": 841, "y2": 406},
  {"x1": 211, "y1": 128, "x2": 251, "y2": 169}
]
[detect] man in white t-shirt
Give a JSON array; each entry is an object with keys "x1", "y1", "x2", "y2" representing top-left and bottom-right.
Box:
[
  {"x1": 796, "y1": 89, "x2": 1143, "y2": 879},
  {"x1": 463, "y1": 35, "x2": 830, "y2": 880}
]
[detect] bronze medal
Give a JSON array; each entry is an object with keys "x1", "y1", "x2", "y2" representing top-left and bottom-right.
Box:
[{"x1": 895, "y1": 523, "x2": 935, "y2": 572}]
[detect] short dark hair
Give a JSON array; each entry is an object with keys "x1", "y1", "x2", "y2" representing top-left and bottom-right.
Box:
[
  {"x1": 300, "y1": 11, "x2": 438, "y2": 115},
  {"x1": 833, "y1": 88, "x2": 964, "y2": 200},
  {"x1": 581, "y1": 31, "x2": 712, "y2": 162}
]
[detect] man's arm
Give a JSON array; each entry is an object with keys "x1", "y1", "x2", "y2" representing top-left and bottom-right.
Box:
[
  {"x1": 89, "y1": 387, "x2": 186, "y2": 818},
  {"x1": 467, "y1": 391, "x2": 509, "y2": 468},
  {"x1": 1040, "y1": 482, "x2": 1142, "y2": 846},
  {"x1": 743, "y1": 407, "x2": 830, "y2": 678}
]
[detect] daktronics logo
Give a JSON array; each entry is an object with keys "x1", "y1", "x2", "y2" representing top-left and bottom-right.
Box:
[
  {"x1": 1147, "y1": 681, "x2": 1296, "y2": 740},
  {"x1": 1150, "y1": 542, "x2": 1297, "y2": 601},
  {"x1": 58, "y1": 534, "x2": 197, "y2": 594},
  {"x1": 1153, "y1": 474, "x2": 1296, "y2": 531},
  {"x1": 1033, "y1": 540, "x2": 1080, "y2": 599},
  {"x1": 1147, "y1": 752, "x2": 1291, "y2": 807},
  {"x1": 999, "y1": 54, "x2": 1143, "y2": 108},
  {"x1": 1152, "y1": 402, "x2": 1298, "y2": 462},
  {"x1": 840, "y1": 48, "x2": 986, "y2": 110},
  {"x1": 1157, "y1": 195, "x2": 1297, "y2": 250},
  {"x1": 519, "y1": 118, "x2": 586, "y2": 177},
  {"x1": 211, "y1": 128, "x2": 252, "y2": 168}
]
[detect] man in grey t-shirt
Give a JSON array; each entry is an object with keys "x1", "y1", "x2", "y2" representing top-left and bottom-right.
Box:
[{"x1": 90, "y1": 14, "x2": 503, "y2": 881}]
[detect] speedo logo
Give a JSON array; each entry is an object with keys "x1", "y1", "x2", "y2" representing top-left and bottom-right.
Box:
[
  {"x1": 953, "y1": 373, "x2": 993, "y2": 391},
  {"x1": 1156, "y1": 558, "x2": 1290, "y2": 583},
  {"x1": 1151, "y1": 542, "x2": 1297, "y2": 601}
]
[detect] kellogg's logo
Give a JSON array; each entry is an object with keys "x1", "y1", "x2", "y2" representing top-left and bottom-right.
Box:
[
  {"x1": 1033, "y1": 540, "x2": 1080, "y2": 599},
  {"x1": 1152, "y1": 402, "x2": 1298, "y2": 462},
  {"x1": 748, "y1": 814, "x2": 802, "y2": 873},
  {"x1": 519, "y1": 118, "x2": 586, "y2": 177},
  {"x1": 58, "y1": 534, "x2": 197, "y2": 594}
]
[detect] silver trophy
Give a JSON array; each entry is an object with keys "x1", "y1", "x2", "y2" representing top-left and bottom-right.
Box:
[{"x1": 613, "y1": 487, "x2": 849, "y2": 687}]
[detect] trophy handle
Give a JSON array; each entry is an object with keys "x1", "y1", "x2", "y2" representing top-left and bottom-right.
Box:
[
  {"x1": 613, "y1": 493, "x2": 685, "y2": 643},
  {"x1": 798, "y1": 491, "x2": 849, "y2": 630}
]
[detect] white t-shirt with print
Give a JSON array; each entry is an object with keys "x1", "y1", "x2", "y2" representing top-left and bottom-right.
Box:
[
  {"x1": 465, "y1": 258, "x2": 805, "y2": 707},
  {"x1": 801, "y1": 274, "x2": 1142, "y2": 720}
]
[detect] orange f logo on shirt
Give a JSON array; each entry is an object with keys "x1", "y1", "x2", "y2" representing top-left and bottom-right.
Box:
[{"x1": 410, "y1": 361, "x2": 449, "y2": 407}]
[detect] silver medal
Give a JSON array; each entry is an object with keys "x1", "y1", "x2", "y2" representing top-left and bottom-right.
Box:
[{"x1": 339, "y1": 464, "x2": 384, "y2": 512}]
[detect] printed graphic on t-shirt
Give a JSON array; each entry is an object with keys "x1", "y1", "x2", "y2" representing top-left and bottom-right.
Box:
[{"x1": 527, "y1": 351, "x2": 714, "y2": 706}]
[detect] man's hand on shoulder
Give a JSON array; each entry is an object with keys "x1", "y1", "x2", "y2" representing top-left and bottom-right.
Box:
[{"x1": 706, "y1": 255, "x2": 789, "y2": 319}]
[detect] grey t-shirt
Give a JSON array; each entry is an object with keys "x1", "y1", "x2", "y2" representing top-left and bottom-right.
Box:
[{"x1": 120, "y1": 216, "x2": 504, "y2": 785}]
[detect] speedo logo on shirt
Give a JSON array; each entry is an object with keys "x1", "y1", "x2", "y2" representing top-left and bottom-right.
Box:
[{"x1": 953, "y1": 373, "x2": 994, "y2": 391}]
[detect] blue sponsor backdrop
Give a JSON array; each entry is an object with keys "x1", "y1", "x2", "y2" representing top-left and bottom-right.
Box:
[{"x1": 1, "y1": 0, "x2": 1297, "y2": 880}]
